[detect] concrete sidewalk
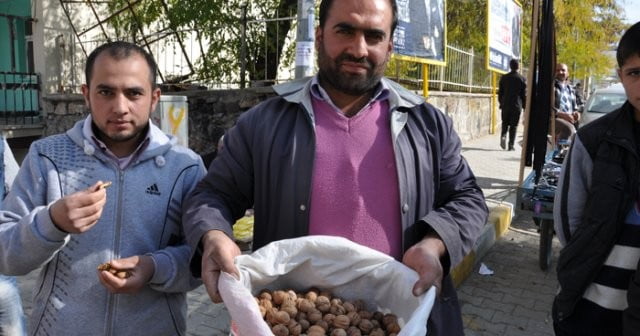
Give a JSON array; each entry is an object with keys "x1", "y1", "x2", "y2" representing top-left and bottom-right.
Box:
[
  {"x1": 15, "y1": 131, "x2": 541, "y2": 336},
  {"x1": 450, "y1": 131, "x2": 530, "y2": 286}
]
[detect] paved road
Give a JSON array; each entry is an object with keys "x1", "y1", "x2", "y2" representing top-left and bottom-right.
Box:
[{"x1": 14, "y1": 131, "x2": 562, "y2": 335}]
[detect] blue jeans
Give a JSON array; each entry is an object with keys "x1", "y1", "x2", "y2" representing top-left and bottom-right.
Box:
[{"x1": 0, "y1": 275, "x2": 25, "y2": 336}]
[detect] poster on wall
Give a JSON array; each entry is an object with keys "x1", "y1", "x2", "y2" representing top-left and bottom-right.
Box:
[
  {"x1": 393, "y1": 0, "x2": 446, "y2": 65},
  {"x1": 487, "y1": 0, "x2": 523, "y2": 73}
]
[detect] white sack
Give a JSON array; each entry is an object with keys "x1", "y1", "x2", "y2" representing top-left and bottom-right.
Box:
[{"x1": 218, "y1": 235, "x2": 436, "y2": 336}]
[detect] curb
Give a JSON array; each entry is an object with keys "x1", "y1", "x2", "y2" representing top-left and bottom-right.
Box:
[{"x1": 451, "y1": 200, "x2": 514, "y2": 287}]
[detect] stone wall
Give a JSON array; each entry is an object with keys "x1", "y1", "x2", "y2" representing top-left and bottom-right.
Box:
[{"x1": 42, "y1": 88, "x2": 493, "y2": 155}]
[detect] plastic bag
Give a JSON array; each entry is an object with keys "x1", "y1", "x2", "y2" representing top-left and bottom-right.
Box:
[{"x1": 218, "y1": 235, "x2": 436, "y2": 336}]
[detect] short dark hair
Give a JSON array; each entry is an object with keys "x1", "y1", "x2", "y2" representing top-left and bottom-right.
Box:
[
  {"x1": 509, "y1": 59, "x2": 519, "y2": 71},
  {"x1": 319, "y1": 0, "x2": 398, "y2": 36},
  {"x1": 617, "y1": 21, "x2": 640, "y2": 68},
  {"x1": 85, "y1": 41, "x2": 158, "y2": 88}
]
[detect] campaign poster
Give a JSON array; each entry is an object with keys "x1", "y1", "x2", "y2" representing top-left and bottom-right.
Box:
[
  {"x1": 393, "y1": 0, "x2": 446, "y2": 65},
  {"x1": 487, "y1": 0, "x2": 523, "y2": 73}
]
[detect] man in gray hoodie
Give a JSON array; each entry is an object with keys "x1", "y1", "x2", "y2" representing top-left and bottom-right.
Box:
[{"x1": 0, "y1": 41, "x2": 205, "y2": 335}]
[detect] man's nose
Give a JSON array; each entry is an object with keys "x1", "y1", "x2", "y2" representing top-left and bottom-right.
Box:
[
  {"x1": 348, "y1": 33, "x2": 369, "y2": 59},
  {"x1": 112, "y1": 94, "x2": 129, "y2": 115}
]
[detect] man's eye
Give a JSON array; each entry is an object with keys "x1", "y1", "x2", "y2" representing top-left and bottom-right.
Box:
[
  {"x1": 628, "y1": 70, "x2": 640, "y2": 77},
  {"x1": 98, "y1": 90, "x2": 112, "y2": 96},
  {"x1": 366, "y1": 33, "x2": 384, "y2": 43},
  {"x1": 128, "y1": 91, "x2": 143, "y2": 97}
]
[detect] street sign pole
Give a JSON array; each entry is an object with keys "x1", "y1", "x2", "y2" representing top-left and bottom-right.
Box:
[{"x1": 295, "y1": 0, "x2": 315, "y2": 79}]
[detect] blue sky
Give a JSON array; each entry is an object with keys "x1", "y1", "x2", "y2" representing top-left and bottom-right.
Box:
[{"x1": 618, "y1": 0, "x2": 640, "y2": 24}]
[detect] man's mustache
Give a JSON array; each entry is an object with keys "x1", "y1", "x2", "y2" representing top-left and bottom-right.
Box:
[{"x1": 336, "y1": 54, "x2": 372, "y2": 69}]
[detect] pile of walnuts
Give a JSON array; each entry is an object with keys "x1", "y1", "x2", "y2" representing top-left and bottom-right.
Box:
[{"x1": 255, "y1": 287, "x2": 401, "y2": 336}]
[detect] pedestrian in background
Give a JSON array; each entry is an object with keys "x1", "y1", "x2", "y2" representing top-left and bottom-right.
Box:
[
  {"x1": 498, "y1": 58, "x2": 526, "y2": 151},
  {"x1": 554, "y1": 63, "x2": 580, "y2": 128},
  {"x1": 0, "y1": 136, "x2": 25, "y2": 336},
  {"x1": 0, "y1": 41, "x2": 205, "y2": 335},
  {"x1": 182, "y1": 0, "x2": 488, "y2": 335},
  {"x1": 553, "y1": 21, "x2": 640, "y2": 336}
]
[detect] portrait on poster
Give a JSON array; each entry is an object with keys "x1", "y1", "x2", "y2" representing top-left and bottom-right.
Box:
[
  {"x1": 487, "y1": 0, "x2": 523, "y2": 72},
  {"x1": 393, "y1": 0, "x2": 446, "y2": 64}
]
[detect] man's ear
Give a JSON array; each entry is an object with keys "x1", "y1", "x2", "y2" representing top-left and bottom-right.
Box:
[
  {"x1": 81, "y1": 84, "x2": 90, "y2": 107},
  {"x1": 150, "y1": 87, "x2": 161, "y2": 112},
  {"x1": 617, "y1": 68, "x2": 623, "y2": 81},
  {"x1": 315, "y1": 27, "x2": 323, "y2": 50}
]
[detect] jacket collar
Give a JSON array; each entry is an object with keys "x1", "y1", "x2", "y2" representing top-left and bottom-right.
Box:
[
  {"x1": 272, "y1": 76, "x2": 425, "y2": 112},
  {"x1": 66, "y1": 116, "x2": 175, "y2": 167}
]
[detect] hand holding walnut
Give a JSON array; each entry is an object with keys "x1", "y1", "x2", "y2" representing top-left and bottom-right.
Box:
[{"x1": 97, "y1": 255, "x2": 155, "y2": 294}]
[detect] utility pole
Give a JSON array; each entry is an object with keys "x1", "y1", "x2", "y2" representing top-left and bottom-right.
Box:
[{"x1": 294, "y1": 0, "x2": 315, "y2": 79}]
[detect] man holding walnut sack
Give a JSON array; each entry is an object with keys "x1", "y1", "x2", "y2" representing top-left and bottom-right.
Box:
[{"x1": 183, "y1": 0, "x2": 487, "y2": 335}]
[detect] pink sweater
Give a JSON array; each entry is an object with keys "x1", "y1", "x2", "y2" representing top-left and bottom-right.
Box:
[{"x1": 308, "y1": 97, "x2": 402, "y2": 260}]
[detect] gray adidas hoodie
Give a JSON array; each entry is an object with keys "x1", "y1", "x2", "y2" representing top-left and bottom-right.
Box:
[{"x1": 0, "y1": 118, "x2": 205, "y2": 335}]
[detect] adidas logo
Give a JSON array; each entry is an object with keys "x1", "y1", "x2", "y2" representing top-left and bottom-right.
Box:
[{"x1": 145, "y1": 183, "x2": 161, "y2": 196}]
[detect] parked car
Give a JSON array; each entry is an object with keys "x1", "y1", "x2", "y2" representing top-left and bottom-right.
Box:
[{"x1": 580, "y1": 83, "x2": 627, "y2": 127}]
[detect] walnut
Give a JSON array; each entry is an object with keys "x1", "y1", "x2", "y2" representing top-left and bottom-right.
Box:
[
  {"x1": 358, "y1": 310, "x2": 373, "y2": 320},
  {"x1": 370, "y1": 319, "x2": 381, "y2": 329},
  {"x1": 346, "y1": 311, "x2": 361, "y2": 326},
  {"x1": 315, "y1": 319, "x2": 329, "y2": 331},
  {"x1": 274, "y1": 311, "x2": 291, "y2": 324},
  {"x1": 298, "y1": 318, "x2": 310, "y2": 332},
  {"x1": 296, "y1": 312, "x2": 308, "y2": 322},
  {"x1": 329, "y1": 304, "x2": 346, "y2": 315},
  {"x1": 316, "y1": 301, "x2": 331, "y2": 313},
  {"x1": 342, "y1": 302, "x2": 356, "y2": 313},
  {"x1": 287, "y1": 319, "x2": 302, "y2": 336},
  {"x1": 330, "y1": 328, "x2": 347, "y2": 336},
  {"x1": 347, "y1": 326, "x2": 362, "y2": 336},
  {"x1": 358, "y1": 319, "x2": 373, "y2": 334},
  {"x1": 382, "y1": 313, "x2": 398, "y2": 327},
  {"x1": 316, "y1": 295, "x2": 331, "y2": 306},
  {"x1": 333, "y1": 314, "x2": 350, "y2": 329},
  {"x1": 258, "y1": 289, "x2": 272, "y2": 301},
  {"x1": 259, "y1": 298, "x2": 273, "y2": 311},
  {"x1": 368, "y1": 327, "x2": 385, "y2": 336},
  {"x1": 322, "y1": 313, "x2": 336, "y2": 325},
  {"x1": 297, "y1": 298, "x2": 316, "y2": 313},
  {"x1": 97, "y1": 263, "x2": 131, "y2": 279},
  {"x1": 307, "y1": 309, "x2": 323, "y2": 323},
  {"x1": 330, "y1": 298, "x2": 343, "y2": 306},
  {"x1": 307, "y1": 325, "x2": 326, "y2": 336},
  {"x1": 352, "y1": 299, "x2": 366, "y2": 312},
  {"x1": 372, "y1": 311, "x2": 384, "y2": 323},
  {"x1": 280, "y1": 302, "x2": 298, "y2": 318},
  {"x1": 385, "y1": 322, "x2": 401, "y2": 334},
  {"x1": 305, "y1": 288, "x2": 320, "y2": 303},
  {"x1": 272, "y1": 324, "x2": 290, "y2": 336},
  {"x1": 273, "y1": 290, "x2": 289, "y2": 306}
]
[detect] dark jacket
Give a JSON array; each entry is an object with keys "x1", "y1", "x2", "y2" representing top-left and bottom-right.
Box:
[
  {"x1": 183, "y1": 77, "x2": 488, "y2": 336},
  {"x1": 553, "y1": 102, "x2": 639, "y2": 322},
  {"x1": 498, "y1": 70, "x2": 526, "y2": 110}
]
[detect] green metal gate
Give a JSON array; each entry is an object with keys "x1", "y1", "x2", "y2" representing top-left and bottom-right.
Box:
[{"x1": 1, "y1": 0, "x2": 41, "y2": 125}]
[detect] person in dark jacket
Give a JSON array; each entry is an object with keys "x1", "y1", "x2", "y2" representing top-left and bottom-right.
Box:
[
  {"x1": 182, "y1": 0, "x2": 488, "y2": 335},
  {"x1": 498, "y1": 59, "x2": 526, "y2": 150},
  {"x1": 552, "y1": 21, "x2": 640, "y2": 336}
]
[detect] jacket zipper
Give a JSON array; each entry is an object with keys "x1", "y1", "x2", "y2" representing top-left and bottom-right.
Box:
[{"x1": 105, "y1": 169, "x2": 125, "y2": 336}]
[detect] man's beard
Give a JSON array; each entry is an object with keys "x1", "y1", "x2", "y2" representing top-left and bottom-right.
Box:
[{"x1": 316, "y1": 43, "x2": 386, "y2": 96}]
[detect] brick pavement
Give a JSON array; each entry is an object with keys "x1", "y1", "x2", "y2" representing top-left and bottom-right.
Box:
[
  {"x1": 459, "y1": 214, "x2": 561, "y2": 336},
  {"x1": 14, "y1": 131, "x2": 562, "y2": 336}
]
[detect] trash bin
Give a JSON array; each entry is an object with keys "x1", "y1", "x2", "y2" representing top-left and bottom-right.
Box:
[{"x1": 152, "y1": 95, "x2": 189, "y2": 147}]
